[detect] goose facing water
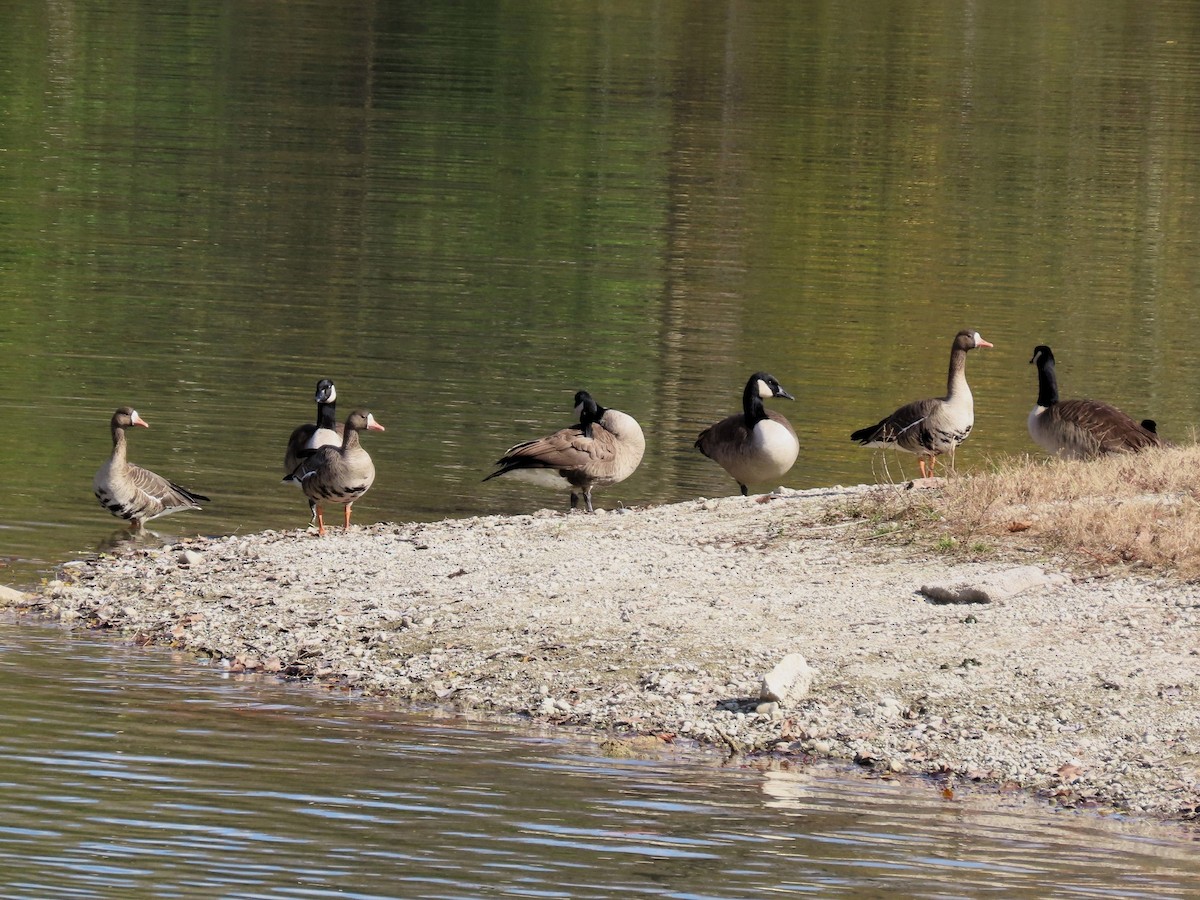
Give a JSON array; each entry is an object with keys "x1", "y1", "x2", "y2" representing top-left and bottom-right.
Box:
[
  {"x1": 484, "y1": 391, "x2": 646, "y2": 513},
  {"x1": 851, "y1": 329, "x2": 993, "y2": 478},
  {"x1": 93, "y1": 407, "x2": 209, "y2": 529},
  {"x1": 695, "y1": 372, "x2": 799, "y2": 496},
  {"x1": 1027, "y1": 344, "x2": 1161, "y2": 459}
]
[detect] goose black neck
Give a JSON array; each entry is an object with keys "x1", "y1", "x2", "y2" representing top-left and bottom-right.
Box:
[
  {"x1": 1035, "y1": 356, "x2": 1059, "y2": 407},
  {"x1": 317, "y1": 398, "x2": 338, "y2": 431},
  {"x1": 578, "y1": 398, "x2": 602, "y2": 439},
  {"x1": 742, "y1": 379, "x2": 767, "y2": 427}
]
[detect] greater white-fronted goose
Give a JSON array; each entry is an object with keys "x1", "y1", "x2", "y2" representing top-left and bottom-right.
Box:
[
  {"x1": 851, "y1": 329, "x2": 993, "y2": 478},
  {"x1": 93, "y1": 407, "x2": 210, "y2": 529},
  {"x1": 284, "y1": 378, "x2": 343, "y2": 474},
  {"x1": 695, "y1": 372, "x2": 799, "y2": 496},
  {"x1": 282, "y1": 409, "x2": 385, "y2": 535},
  {"x1": 284, "y1": 378, "x2": 344, "y2": 523},
  {"x1": 1027, "y1": 344, "x2": 1162, "y2": 459},
  {"x1": 484, "y1": 391, "x2": 646, "y2": 513}
]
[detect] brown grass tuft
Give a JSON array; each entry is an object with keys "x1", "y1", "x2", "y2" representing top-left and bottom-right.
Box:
[{"x1": 842, "y1": 444, "x2": 1200, "y2": 579}]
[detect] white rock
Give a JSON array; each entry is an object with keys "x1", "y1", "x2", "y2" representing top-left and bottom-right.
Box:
[
  {"x1": 759, "y1": 653, "x2": 815, "y2": 703},
  {"x1": 0, "y1": 584, "x2": 29, "y2": 604},
  {"x1": 177, "y1": 550, "x2": 205, "y2": 567}
]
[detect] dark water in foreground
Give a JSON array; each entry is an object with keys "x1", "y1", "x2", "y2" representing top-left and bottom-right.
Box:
[{"x1": 2, "y1": 616, "x2": 1199, "y2": 899}]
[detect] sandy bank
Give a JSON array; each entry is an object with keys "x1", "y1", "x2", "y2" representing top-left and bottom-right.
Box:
[{"x1": 8, "y1": 485, "x2": 1200, "y2": 822}]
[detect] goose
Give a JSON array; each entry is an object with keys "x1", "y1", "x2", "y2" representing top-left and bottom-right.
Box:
[
  {"x1": 484, "y1": 391, "x2": 646, "y2": 512},
  {"x1": 282, "y1": 410, "x2": 385, "y2": 535},
  {"x1": 695, "y1": 372, "x2": 799, "y2": 496},
  {"x1": 851, "y1": 329, "x2": 993, "y2": 478},
  {"x1": 1027, "y1": 345, "x2": 1162, "y2": 459},
  {"x1": 284, "y1": 379, "x2": 343, "y2": 523},
  {"x1": 93, "y1": 407, "x2": 210, "y2": 529},
  {"x1": 284, "y1": 378, "x2": 342, "y2": 474}
]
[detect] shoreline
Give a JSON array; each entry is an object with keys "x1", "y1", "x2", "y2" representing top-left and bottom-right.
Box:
[{"x1": 6, "y1": 484, "x2": 1199, "y2": 824}]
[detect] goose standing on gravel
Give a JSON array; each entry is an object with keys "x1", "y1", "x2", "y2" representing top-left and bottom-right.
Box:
[
  {"x1": 695, "y1": 372, "x2": 799, "y2": 496},
  {"x1": 283, "y1": 409, "x2": 385, "y2": 535},
  {"x1": 94, "y1": 407, "x2": 210, "y2": 529},
  {"x1": 1027, "y1": 344, "x2": 1162, "y2": 459},
  {"x1": 484, "y1": 391, "x2": 646, "y2": 513},
  {"x1": 851, "y1": 329, "x2": 993, "y2": 478},
  {"x1": 284, "y1": 378, "x2": 343, "y2": 522},
  {"x1": 284, "y1": 378, "x2": 342, "y2": 474}
]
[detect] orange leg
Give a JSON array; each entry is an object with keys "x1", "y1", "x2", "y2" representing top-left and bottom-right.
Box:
[
  {"x1": 316, "y1": 505, "x2": 326, "y2": 536},
  {"x1": 343, "y1": 502, "x2": 353, "y2": 531}
]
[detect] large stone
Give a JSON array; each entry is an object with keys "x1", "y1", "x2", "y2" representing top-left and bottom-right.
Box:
[
  {"x1": 0, "y1": 584, "x2": 28, "y2": 605},
  {"x1": 759, "y1": 653, "x2": 815, "y2": 703},
  {"x1": 920, "y1": 566, "x2": 1067, "y2": 605}
]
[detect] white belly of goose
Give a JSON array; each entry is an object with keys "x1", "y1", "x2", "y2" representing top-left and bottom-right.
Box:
[
  {"x1": 1028, "y1": 405, "x2": 1067, "y2": 456},
  {"x1": 306, "y1": 427, "x2": 341, "y2": 451},
  {"x1": 749, "y1": 418, "x2": 800, "y2": 479}
]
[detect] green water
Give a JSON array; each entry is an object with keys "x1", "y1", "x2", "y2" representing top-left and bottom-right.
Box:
[{"x1": 5, "y1": 1, "x2": 1200, "y2": 584}]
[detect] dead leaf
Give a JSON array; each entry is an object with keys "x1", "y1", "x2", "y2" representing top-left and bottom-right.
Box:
[{"x1": 1056, "y1": 763, "x2": 1083, "y2": 781}]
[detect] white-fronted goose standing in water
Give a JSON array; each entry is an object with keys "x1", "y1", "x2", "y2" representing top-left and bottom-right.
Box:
[
  {"x1": 695, "y1": 372, "x2": 799, "y2": 496},
  {"x1": 284, "y1": 378, "x2": 343, "y2": 522},
  {"x1": 484, "y1": 391, "x2": 646, "y2": 513},
  {"x1": 93, "y1": 407, "x2": 210, "y2": 529},
  {"x1": 851, "y1": 329, "x2": 993, "y2": 478},
  {"x1": 283, "y1": 409, "x2": 385, "y2": 535},
  {"x1": 1027, "y1": 344, "x2": 1162, "y2": 459}
]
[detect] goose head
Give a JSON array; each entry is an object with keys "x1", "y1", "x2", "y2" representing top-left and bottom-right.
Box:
[
  {"x1": 1029, "y1": 344, "x2": 1054, "y2": 367},
  {"x1": 750, "y1": 372, "x2": 795, "y2": 401},
  {"x1": 315, "y1": 379, "x2": 337, "y2": 404},
  {"x1": 573, "y1": 390, "x2": 605, "y2": 419},
  {"x1": 112, "y1": 407, "x2": 149, "y2": 430},
  {"x1": 956, "y1": 330, "x2": 994, "y2": 351},
  {"x1": 345, "y1": 410, "x2": 385, "y2": 433}
]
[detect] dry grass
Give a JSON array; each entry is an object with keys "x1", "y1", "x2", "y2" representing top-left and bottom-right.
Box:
[{"x1": 836, "y1": 443, "x2": 1200, "y2": 580}]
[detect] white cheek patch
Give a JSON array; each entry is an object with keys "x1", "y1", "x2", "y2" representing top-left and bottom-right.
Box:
[
  {"x1": 757, "y1": 380, "x2": 772, "y2": 399},
  {"x1": 326, "y1": 385, "x2": 336, "y2": 403}
]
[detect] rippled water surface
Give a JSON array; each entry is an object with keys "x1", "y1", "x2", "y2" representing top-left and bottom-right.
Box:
[
  {"x1": 1, "y1": 617, "x2": 1198, "y2": 899},
  {"x1": 4, "y1": 1, "x2": 1200, "y2": 582}
]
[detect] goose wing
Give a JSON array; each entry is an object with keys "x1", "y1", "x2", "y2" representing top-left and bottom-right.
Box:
[
  {"x1": 851, "y1": 397, "x2": 939, "y2": 450},
  {"x1": 487, "y1": 424, "x2": 614, "y2": 479},
  {"x1": 1050, "y1": 400, "x2": 1162, "y2": 455},
  {"x1": 127, "y1": 462, "x2": 209, "y2": 516}
]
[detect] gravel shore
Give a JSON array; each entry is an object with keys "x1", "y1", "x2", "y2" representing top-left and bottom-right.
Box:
[{"x1": 9, "y1": 484, "x2": 1200, "y2": 822}]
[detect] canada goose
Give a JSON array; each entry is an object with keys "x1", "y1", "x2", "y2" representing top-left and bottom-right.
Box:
[
  {"x1": 93, "y1": 407, "x2": 210, "y2": 529},
  {"x1": 484, "y1": 391, "x2": 646, "y2": 512},
  {"x1": 851, "y1": 329, "x2": 993, "y2": 478},
  {"x1": 695, "y1": 372, "x2": 798, "y2": 496},
  {"x1": 284, "y1": 379, "x2": 344, "y2": 523},
  {"x1": 1027, "y1": 345, "x2": 1162, "y2": 459},
  {"x1": 284, "y1": 378, "x2": 342, "y2": 474},
  {"x1": 282, "y1": 410, "x2": 385, "y2": 535}
]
